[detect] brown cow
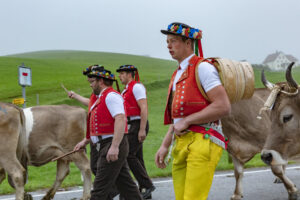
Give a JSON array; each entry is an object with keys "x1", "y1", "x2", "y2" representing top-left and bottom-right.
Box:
[
  {"x1": 222, "y1": 64, "x2": 299, "y2": 200},
  {"x1": 22, "y1": 105, "x2": 92, "y2": 200},
  {"x1": 0, "y1": 102, "x2": 27, "y2": 200},
  {"x1": 221, "y1": 88, "x2": 272, "y2": 200},
  {"x1": 1, "y1": 104, "x2": 92, "y2": 200},
  {"x1": 261, "y1": 62, "x2": 300, "y2": 200}
]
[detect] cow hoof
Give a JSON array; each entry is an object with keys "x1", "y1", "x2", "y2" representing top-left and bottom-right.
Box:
[
  {"x1": 274, "y1": 177, "x2": 283, "y2": 184},
  {"x1": 42, "y1": 196, "x2": 52, "y2": 200},
  {"x1": 24, "y1": 193, "x2": 33, "y2": 200},
  {"x1": 80, "y1": 195, "x2": 91, "y2": 200},
  {"x1": 288, "y1": 192, "x2": 299, "y2": 200},
  {"x1": 231, "y1": 194, "x2": 243, "y2": 200},
  {"x1": 41, "y1": 194, "x2": 54, "y2": 200}
]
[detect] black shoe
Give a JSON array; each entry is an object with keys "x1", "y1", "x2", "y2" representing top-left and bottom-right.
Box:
[
  {"x1": 119, "y1": 195, "x2": 125, "y2": 200},
  {"x1": 141, "y1": 186, "x2": 156, "y2": 199}
]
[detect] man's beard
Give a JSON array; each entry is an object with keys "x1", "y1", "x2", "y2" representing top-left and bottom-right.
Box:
[{"x1": 93, "y1": 88, "x2": 100, "y2": 95}]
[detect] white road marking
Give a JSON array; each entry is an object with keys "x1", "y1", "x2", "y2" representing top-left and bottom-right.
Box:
[{"x1": 1, "y1": 165, "x2": 300, "y2": 200}]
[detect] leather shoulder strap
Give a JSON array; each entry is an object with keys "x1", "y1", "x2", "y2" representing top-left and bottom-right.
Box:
[{"x1": 195, "y1": 59, "x2": 210, "y2": 102}]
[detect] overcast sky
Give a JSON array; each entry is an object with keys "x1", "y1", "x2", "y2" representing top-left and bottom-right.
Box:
[{"x1": 0, "y1": 0, "x2": 299, "y2": 64}]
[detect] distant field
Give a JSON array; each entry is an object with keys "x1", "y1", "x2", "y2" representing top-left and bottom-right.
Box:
[{"x1": 1, "y1": 50, "x2": 299, "y2": 194}]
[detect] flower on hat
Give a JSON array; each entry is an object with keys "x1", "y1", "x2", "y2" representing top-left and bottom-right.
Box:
[
  {"x1": 177, "y1": 25, "x2": 182, "y2": 34},
  {"x1": 185, "y1": 28, "x2": 189, "y2": 37},
  {"x1": 171, "y1": 25, "x2": 175, "y2": 32},
  {"x1": 193, "y1": 32, "x2": 198, "y2": 39},
  {"x1": 189, "y1": 29, "x2": 195, "y2": 38}
]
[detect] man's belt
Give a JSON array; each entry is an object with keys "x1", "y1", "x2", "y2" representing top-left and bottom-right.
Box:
[
  {"x1": 188, "y1": 125, "x2": 228, "y2": 149},
  {"x1": 127, "y1": 116, "x2": 141, "y2": 123},
  {"x1": 97, "y1": 135, "x2": 113, "y2": 144}
]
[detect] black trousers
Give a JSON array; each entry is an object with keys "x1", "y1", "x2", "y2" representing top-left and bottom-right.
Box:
[
  {"x1": 90, "y1": 136, "x2": 142, "y2": 200},
  {"x1": 90, "y1": 142, "x2": 98, "y2": 176},
  {"x1": 127, "y1": 120, "x2": 153, "y2": 189}
]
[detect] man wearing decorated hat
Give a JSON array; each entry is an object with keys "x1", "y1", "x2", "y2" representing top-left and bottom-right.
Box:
[
  {"x1": 73, "y1": 65, "x2": 142, "y2": 200},
  {"x1": 116, "y1": 65, "x2": 155, "y2": 199},
  {"x1": 155, "y1": 22, "x2": 231, "y2": 200}
]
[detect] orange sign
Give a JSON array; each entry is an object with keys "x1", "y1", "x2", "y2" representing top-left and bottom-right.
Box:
[{"x1": 12, "y1": 98, "x2": 25, "y2": 105}]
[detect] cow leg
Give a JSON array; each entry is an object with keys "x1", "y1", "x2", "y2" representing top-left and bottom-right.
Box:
[
  {"x1": 0, "y1": 167, "x2": 6, "y2": 184},
  {"x1": 271, "y1": 165, "x2": 298, "y2": 200},
  {"x1": 1, "y1": 158, "x2": 25, "y2": 200},
  {"x1": 274, "y1": 164, "x2": 285, "y2": 184},
  {"x1": 42, "y1": 159, "x2": 70, "y2": 200},
  {"x1": 71, "y1": 151, "x2": 92, "y2": 200},
  {"x1": 231, "y1": 155, "x2": 244, "y2": 200}
]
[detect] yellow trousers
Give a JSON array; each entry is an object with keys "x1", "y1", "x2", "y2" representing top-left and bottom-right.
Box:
[{"x1": 172, "y1": 131, "x2": 223, "y2": 200}]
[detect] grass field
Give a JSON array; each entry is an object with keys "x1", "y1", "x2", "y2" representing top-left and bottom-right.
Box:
[{"x1": 1, "y1": 50, "x2": 299, "y2": 194}]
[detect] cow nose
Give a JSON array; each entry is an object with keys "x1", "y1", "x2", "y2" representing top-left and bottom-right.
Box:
[{"x1": 261, "y1": 152, "x2": 273, "y2": 165}]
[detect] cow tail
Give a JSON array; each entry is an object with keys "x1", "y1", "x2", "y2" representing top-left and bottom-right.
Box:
[{"x1": 16, "y1": 106, "x2": 28, "y2": 181}]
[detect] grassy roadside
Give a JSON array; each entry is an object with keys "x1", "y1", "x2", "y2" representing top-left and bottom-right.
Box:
[{"x1": 1, "y1": 50, "x2": 299, "y2": 194}]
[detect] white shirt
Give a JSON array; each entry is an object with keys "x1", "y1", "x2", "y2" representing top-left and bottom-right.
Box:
[
  {"x1": 132, "y1": 83, "x2": 147, "y2": 100},
  {"x1": 90, "y1": 89, "x2": 125, "y2": 143},
  {"x1": 106, "y1": 92, "x2": 125, "y2": 117},
  {"x1": 173, "y1": 54, "x2": 222, "y2": 124}
]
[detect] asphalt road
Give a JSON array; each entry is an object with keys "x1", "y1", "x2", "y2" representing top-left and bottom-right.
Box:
[{"x1": 1, "y1": 165, "x2": 300, "y2": 200}]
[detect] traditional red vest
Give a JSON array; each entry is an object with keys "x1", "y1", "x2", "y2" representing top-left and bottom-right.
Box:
[
  {"x1": 164, "y1": 55, "x2": 228, "y2": 149},
  {"x1": 86, "y1": 87, "x2": 127, "y2": 139},
  {"x1": 122, "y1": 81, "x2": 141, "y2": 116}
]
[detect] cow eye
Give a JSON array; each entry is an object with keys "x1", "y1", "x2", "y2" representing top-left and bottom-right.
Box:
[{"x1": 283, "y1": 114, "x2": 293, "y2": 123}]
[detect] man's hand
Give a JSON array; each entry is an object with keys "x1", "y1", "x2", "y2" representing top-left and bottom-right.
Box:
[
  {"x1": 155, "y1": 146, "x2": 169, "y2": 169},
  {"x1": 173, "y1": 118, "x2": 189, "y2": 136},
  {"x1": 68, "y1": 91, "x2": 76, "y2": 99},
  {"x1": 106, "y1": 145, "x2": 119, "y2": 162},
  {"x1": 138, "y1": 129, "x2": 146, "y2": 143},
  {"x1": 73, "y1": 139, "x2": 89, "y2": 151}
]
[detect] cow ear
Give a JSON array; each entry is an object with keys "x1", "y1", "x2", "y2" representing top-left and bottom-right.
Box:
[{"x1": 283, "y1": 114, "x2": 293, "y2": 123}]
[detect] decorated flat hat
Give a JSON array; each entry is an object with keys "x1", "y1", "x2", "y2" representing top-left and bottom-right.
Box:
[
  {"x1": 161, "y1": 22, "x2": 204, "y2": 58},
  {"x1": 116, "y1": 64, "x2": 140, "y2": 82},
  {"x1": 116, "y1": 65, "x2": 137, "y2": 72},
  {"x1": 83, "y1": 64, "x2": 116, "y2": 80},
  {"x1": 83, "y1": 64, "x2": 120, "y2": 91}
]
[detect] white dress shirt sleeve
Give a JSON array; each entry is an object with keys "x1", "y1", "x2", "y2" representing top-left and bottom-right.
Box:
[
  {"x1": 132, "y1": 83, "x2": 147, "y2": 100},
  {"x1": 105, "y1": 92, "x2": 125, "y2": 117},
  {"x1": 198, "y1": 62, "x2": 222, "y2": 92}
]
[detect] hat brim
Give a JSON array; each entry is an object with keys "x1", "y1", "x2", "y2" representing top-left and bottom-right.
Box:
[
  {"x1": 116, "y1": 68, "x2": 137, "y2": 72},
  {"x1": 161, "y1": 30, "x2": 191, "y2": 39},
  {"x1": 87, "y1": 74, "x2": 114, "y2": 80}
]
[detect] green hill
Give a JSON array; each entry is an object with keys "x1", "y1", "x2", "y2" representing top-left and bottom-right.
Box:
[
  {"x1": 1, "y1": 50, "x2": 299, "y2": 194},
  {"x1": 3, "y1": 50, "x2": 299, "y2": 105},
  {"x1": 2, "y1": 50, "x2": 176, "y2": 105}
]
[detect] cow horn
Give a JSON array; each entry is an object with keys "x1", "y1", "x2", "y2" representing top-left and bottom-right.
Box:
[
  {"x1": 286, "y1": 62, "x2": 298, "y2": 89},
  {"x1": 261, "y1": 69, "x2": 274, "y2": 90}
]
